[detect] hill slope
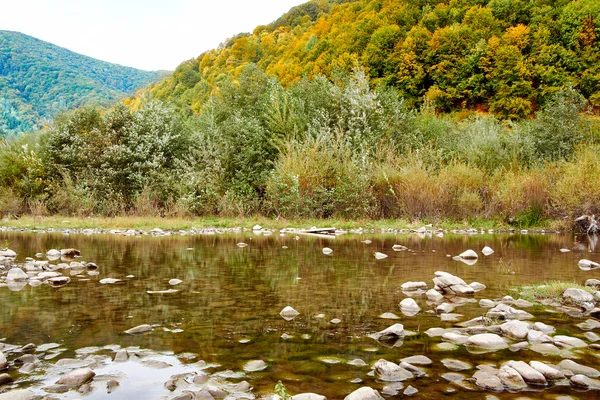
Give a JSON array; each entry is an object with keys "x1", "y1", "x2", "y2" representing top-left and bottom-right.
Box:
[
  {"x1": 0, "y1": 31, "x2": 167, "y2": 134},
  {"x1": 149, "y1": 0, "x2": 600, "y2": 119}
]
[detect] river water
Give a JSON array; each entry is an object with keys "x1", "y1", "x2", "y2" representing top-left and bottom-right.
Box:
[{"x1": 0, "y1": 230, "x2": 598, "y2": 399}]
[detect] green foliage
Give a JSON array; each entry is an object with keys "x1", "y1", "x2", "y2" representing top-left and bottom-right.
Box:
[{"x1": 0, "y1": 30, "x2": 166, "y2": 134}]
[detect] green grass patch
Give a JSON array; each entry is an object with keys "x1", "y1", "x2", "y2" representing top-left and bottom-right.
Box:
[{"x1": 516, "y1": 281, "x2": 595, "y2": 305}]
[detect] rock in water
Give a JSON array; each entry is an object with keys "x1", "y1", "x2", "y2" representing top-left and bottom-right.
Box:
[
  {"x1": 458, "y1": 249, "x2": 478, "y2": 259},
  {"x1": 399, "y1": 298, "x2": 420, "y2": 313},
  {"x1": 0, "y1": 389, "x2": 35, "y2": 400},
  {"x1": 124, "y1": 324, "x2": 153, "y2": 334},
  {"x1": 481, "y1": 246, "x2": 494, "y2": 256},
  {"x1": 60, "y1": 248, "x2": 81, "y2": 257},
  {"x1": 344, "y1": 387, "x2": 384, "y2": 400},
  {"x1": 56, "y1": 368, "x2": 95, "y2": 386},
  {"x1": 562, "y1": 288, "x2": 596, "y2": 310},
  {"x1": 465, "y1": 333, "x2": 508, "y2": 352},
  {"x1": 280, "y1": 306, "x2": 300, "y2": 320},
  {"x1": 7, "y1": 268, "x2": 28, "y2": 281},
  {"x1": 373, "y1": 359, "x2": 413, "y2": 381},
  {"x1": 292, "y1": 394, "x2": 326, "y2": 400},
  {"x1": 370, "y1": 324, "x2": 405, "y2": 343},
  {"x1": 0, "y1": 351, "x2": 6, "y2": 369},
  {"x1": 578, "y1": 259, "x2": 600, "y2": 270},
  {"x1": 374, "y1": 252, "x2": 388, "y2": 260},
  {"x1": 433, "y1": 271, "x2": 474, "y2": 296},
  {"x1": 169, "y1": 279, "x2": 183, "y2": 286},
  {"x1": 243, "y1": 360, "x2": 267, "y2": 372},
  {"x1": 322, "y1": 247, "x2": 333, "y2": 255},
  {"x1": 0, "y1": 249, "x2": 16, "y2": 257},
  {"x1": 46, "y1": 249, "x2": 61, "y2": 257}
]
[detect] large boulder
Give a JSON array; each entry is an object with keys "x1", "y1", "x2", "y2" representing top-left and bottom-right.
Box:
[{"x1": 433, "y1": 271, "x2": 474, "y2": 296}]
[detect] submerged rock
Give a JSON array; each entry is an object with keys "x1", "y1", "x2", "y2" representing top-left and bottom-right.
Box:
[
  {"x1": 373, "y1": 359, "x2": 413, "y2": 382},
  {"x1": 571, "y1": 374, "x2": 600, "y2": 389},
  {"x1": 401, "y1": 355, "x2": 432, "y2": 365},
  {"x1": 487, "y1": 303, "x2": 533, "y2": 320},
  {"x1": 168, "y1": 279, "x2": 183, "y2": 286},
  {"x1": 243, "y1": 359, "x2": 267, "y2": 372},
  {"x1": 0, "y1": 389, "x2": 35, "y2": 400}
]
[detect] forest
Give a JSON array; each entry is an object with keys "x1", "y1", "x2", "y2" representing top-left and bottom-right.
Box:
[{"x1": 1, "y1": 0, "x2": 599, "y2": 226}]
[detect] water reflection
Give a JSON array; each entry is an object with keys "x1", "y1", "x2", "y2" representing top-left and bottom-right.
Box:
[{"x1": 0, "y1": 231, "x2": 598, "y2": 398}]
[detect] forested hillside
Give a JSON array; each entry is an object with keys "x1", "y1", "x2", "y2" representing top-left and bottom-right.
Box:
[
  {"x1": 149, "y1": 0, "x2": 600, "y2": 119},
  {"x1": 0, "y1": 31, "x2": 166, "y2": 134}
]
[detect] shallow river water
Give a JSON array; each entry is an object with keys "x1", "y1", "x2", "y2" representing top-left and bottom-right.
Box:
[{"x1": 0, "y1": 230, "x2": 599, "y2": 399}]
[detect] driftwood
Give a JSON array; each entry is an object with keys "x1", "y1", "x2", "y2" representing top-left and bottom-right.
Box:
[{"x1": 574, "y1": 215, "x2": 599, "y2": 235}]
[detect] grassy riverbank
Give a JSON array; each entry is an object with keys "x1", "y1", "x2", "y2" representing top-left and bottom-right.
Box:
[{"x1": 0, "y1": 215, "x2": 564, "y2": 231}]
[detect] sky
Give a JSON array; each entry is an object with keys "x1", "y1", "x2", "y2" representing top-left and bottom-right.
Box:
[{"x1": 0, "y1": 0, "x2": 306, "y2": 71}]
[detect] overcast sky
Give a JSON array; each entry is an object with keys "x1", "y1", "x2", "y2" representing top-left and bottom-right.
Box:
[{"x1": 0, "y1": 0, "x2": 305, "y2": 71}]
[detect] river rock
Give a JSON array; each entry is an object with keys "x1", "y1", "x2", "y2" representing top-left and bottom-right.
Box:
[
  {"x1": 500, "y1": 320, "x2": 529, "y2": 340},
  {"x1": 243, "y1": 359, "x2": 267, "y2": 372},
  {"x1": 469, "y1": 282, "x2": 486, "y2": 292},
  {"x1": 0, "y1": 389, "x2": 35, "y2": 400},
  {"x1": 458, "y1": 250, "x2": 478, "y2": 259},
  {"x1": 344, "y1": 387, "x2": 384, "y2": 400},
  {"x1": 505, "y1": 361, "x2": 546, "y2": 385},
  {"x1": 292, "y1": 394, "x2": 326, "y2": 400},
  {"x1": 60, "y1": 248, "x2": 80, "y2": 257},
  {"x1": 571, "y1": 374, "x2": 600, "y2": 389},
  {"x1": 401, "y1": 355, "x2": 431, "y2": 365},
  {"x1": 487, "y1": 303, "x2": 533, "y2": 320},
  {"x1": 56, "y1": 367, "x2": 95, "y2": 386},
  {"x1": 479, "y1": 299, "x2": 495, "y2": 308},
  {"x1": 373, "y1": 359, "x2": 413, "y2": 382},
  {"x1": 348, "y1": 359, "x2": 367, "y2": 367},
  {"x1": 7, "y1": 268, "x2": 28, "y2": 281},
  {"x1": 577, "y1": 318, "x2": 600, "y2": 330},
  {"x1": 99, "y1": 278, "x2": 122, "y2": 284},
  {"x1": 169, "y1": 279, "x2": 183, "y2": 286},
  {"x1": 403, "y1": 385, "x2": 418, "y2": 396},
  {"x1": 579, "y1": 259, "x2": 600, "y2": 270},
  {"x1": 529, "y1": 361, "x2": 565, "y2": 380},
  {"x1": 562, "y1": 288, "x2": 596, "y2": 309},
  {"x1": 399, "y1": 298, "x2": 420, "y2": 314},
  {"x1": 586, "y1": 279, "x2": 600, "y2": 289},
  {"x1": 124, "y1": 324, "x2": 153, "y2": 334},
  {"x1": 370, "y1": 324, "x2": 404, "y2": 342},
  {"x1": 532, "y1": 322, "x2": 555, "y2": 334},
  {"x1": 436, "y1": 303, "x2": 454, "y2": 313},
  {"x1": 426, "y1": 289, "x2": 444, "y2": 302},
  {"x1": 401, "y1": 282, "x2": 427, "y2": 291},
  {"x1": 465, "y1": 334, "x2": 508, "y2": 352},
  {"x1": 322, "y1": 247, "x2": 333, "y2": 255},
  {"x1": 48, "y1": 276, "x2": 70, "y2": 286},
  {"x1": 441, "y1": 359, "x2": 471, "y2": 371},
  {"x1": 0, "y1": 351, "x2": 6, "y2": 370},
  {"x1": 0, "y1": 249, "x2": 16, "y2": 257},
  {"x1": 473, "y1": 371, "x2": 503, "y2": 391},
  {"x1": 553, "y1": 335, "x2": 587, "y2": 348},
  {"x1": 0, "y1": 373, "x2": 13, "y2": 385},
  {"x1": 498, "y1": 366, "x2": 527, "y2": 390},
  {"x1": 114, "y1": 350, "x2": 128, "y2": 362},
  {"x1": 442, "y1": 332, "x2": 469, "y2": 345},
  {"x1": 530, "y1": 342, "x2": 561, "y2": 355},
  {"x1": 433, "y1": 271, "x2": 474, "y2": 296},
  {"x1": 378, "y1": 312, "x2": 399, "y2": 319},
  {"x1": 481, "y1": 246, "x2": 494, "y2": 256},
  {"x1": 280, "y1": 306, "x2": 299, "y2": 320},
  {"x1": 527, "y1": 330, "x2": 552, "y2": 343},
  {"x1": 558, "y1": 360, "x2": 600, "y2": 378},
  {"x1": 374, "y1": 252, "x2": 388, "y2": 259}
]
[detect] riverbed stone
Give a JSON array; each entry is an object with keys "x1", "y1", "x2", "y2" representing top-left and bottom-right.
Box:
[
  {"x1": 0, "y1": 351, "x2": 6, "y2": 370},
  {"x1": 124, "y1": 324, "x2": 153, "y2": 334},
  {"x1": 433, "y1": 271, "x2": 474, "y2": 296},
  {"x1": 403, "y1": 385, "x2": 418, "y2": 396},
  {"x1": 344, "y1": 386, "x2": 384, "y2": 400},
  {"x1": 0, "y1": 249, "x2": 16, "y2": 257},
  {"x1": 243, "y1": 359, "x2": 267, "y2": 372},
  {"x1": 0, "y1": 389, "x2": 35, "y2": 400},
  {"x1": 529, "y1": 361, "x2": 565, "y2": 380},
  {"x1": 56, "y1": 367, "x2": 95, "y2": 386},
  {"x1": 498, "y1": 366, "x2": 527, "y2": 390},
  {"x1": 530, "y1": 342, "x2": 561, "y2": 355},
  {"x1": 459, "y1": 249, "x2": 478, "y2": 259},
  {"x1": 370, "y1": 324, "x2": 404, "y2": 343},
  {"x1": 466, "y1": 334, "x2": 508, "y2": 352},
  {"x1": 373, "y1": 359, "x2": 413, "y2": 382},
  {"x1": 114, "y1": 350, "x2": 128, "y2": 362},
  {"x1": 399, "y1": 298, "x2": 420, "y2": 315},
  {"x1": 579, "y1": 259, "x2": 600, "y2": 270},
  {"x1": 0, "y1": 373, "x2": 14, "y2": 385},
  {"x1": 441, "y1": 359, "x2": 471, "y2": 371},
  {"x1": 585, "y1": 331, "x2": 600, "y2": 342},
  {"x1": 378, "y1": 312, "x2": 399, "y2": 319},
  {"x1": 487, "y1": 303, "x2": 533, "y2": 320},
  {"x1": 558, "y1": 360, "x2": 600, "y2": 378},
  {"x1": 473, "y1": 371, "x2": 503, "y2": 391},
  {"x1": 440, "y1": 313, "x2": 463, "y2": 322},
  {"x1": 570, "y1": 374, "x2": 600, "y2": 389},
  {"x1": 436, "y1": 303, "x2": 454, "y2": 313},
  {"x1": 469, "y1": 282, "x2": 486, "y2": 292},
  {"x1": 280, "y1": 306, "x2": 300, "y2": 320},
  {"x1": 577, "y1": 318, "x2": 600, "y2": 331},
  {"x1": 527, "y1": 329, "x2": 553, "y2": 343},
  {"x1": 586, "y1": 279, "x2": 600, "y2": 289},
  {"x1": 400, "y1": 355, "x2": 431, "y2": 366},
  {"x1": 169, "y1": 279, "x2": 183, "y2": 286},
  {"x1": 553, "y1": 335, "x2": 587, "y2": 349},
  {"x1": 426, "y1": 289, "x2": 444, "y2": 302},
  {"x1": 442, "y1": 332, "x2": 469, "y2": 345},
  {"x1": 562, "y1": 288, "x2": 596, "y2": 310},
  {"x1": 532, "y1": 322, "x2": 555, "y2": 334},
  {"x1": 7, "y1": 268, "x2": 28, "y2": 281},
  {"x1": 506, "y1": 361, "x2": 547, "y2": 385},
  {"x1": 347, "y1": 359, "x2": 367, "y2": 367},
  {"x1": 401, "y1": 282, "x2": 427, "y2": 291},
  {"x1": 500, "y1": 320, "x2": 529, "y2": 340}
]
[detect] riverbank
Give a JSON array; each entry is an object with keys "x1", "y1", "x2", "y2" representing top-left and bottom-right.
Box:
[{"x1": 0, "y1": 215, "x2": 567, "y2": 233}]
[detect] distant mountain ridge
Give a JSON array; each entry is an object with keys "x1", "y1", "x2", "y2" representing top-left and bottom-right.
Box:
[{"x1": 0, "y1": 30, "x2": 167, "y2": 134}]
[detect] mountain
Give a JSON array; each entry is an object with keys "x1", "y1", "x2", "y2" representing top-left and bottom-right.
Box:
[
  {"x1": 149, "y1": 0, "x2": 600, "y2": 119},
  {"x1": 0, "y1": 30, "x2": 167, "y2": 134}
]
